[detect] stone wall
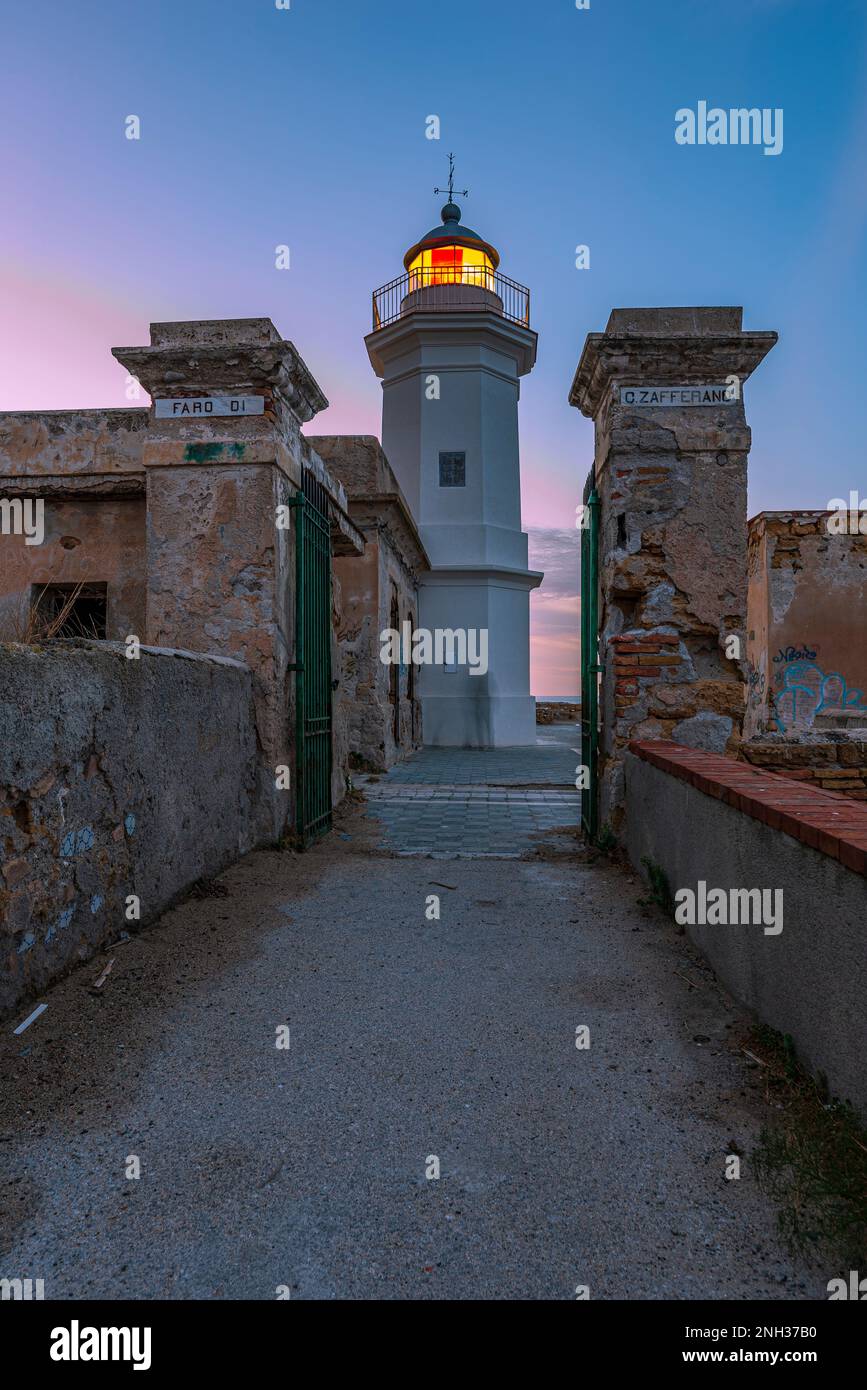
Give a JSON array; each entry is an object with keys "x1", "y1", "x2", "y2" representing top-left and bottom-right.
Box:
[
  {"x1": 739, "y1": 735, "x2": 867, "y2": 801},
  {"x1": 746, "y1": 511, "x2": 867, "y2": 737},
  {"x1": 536, "y1": 701, "x2": 580, "y2": 724},
  {"x1": 332, "y1": 542, "x2": 384, "y2": 773},
  {"x1": 0, "y1": 321, "x2": 377, "y2": 865},
  {"x1": 143, "y1": 459, "x2": 295, "y2": 838},
  {"x1": 0, "y1": 641, "x2": 262, "y2": 1017},
  {"x1": 0, "y1": 408, "x2": 149, "y2": 476},
  {"x1": 311, "y1": 436, "x2": 427, "y2": 771},
  {"x1": 112, "y1": 321, "x2": 366, "y2": 835},
  {"x1": 569, "y1": 307, "x2": 776, "y2": 834},
  {"x1": 331, "y1": 536, "x2": 422, "y2": 772}
]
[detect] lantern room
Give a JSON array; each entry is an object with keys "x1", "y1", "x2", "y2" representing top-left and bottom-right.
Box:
[
  {"x1": 370, "y1": 185, "x2": 530, "y2": 332},
  {"x1": 404, "y1": 201, "x2": 499, "y2": 292}
]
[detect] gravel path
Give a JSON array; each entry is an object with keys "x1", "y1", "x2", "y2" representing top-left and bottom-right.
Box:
[{"x1": 0, "y1": 774, "x2": 824, "y2": 1299}]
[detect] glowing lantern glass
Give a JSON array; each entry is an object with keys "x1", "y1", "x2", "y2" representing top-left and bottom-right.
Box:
[{"x1": 406, "y1": 242, "x2": 496, "y2": 292}]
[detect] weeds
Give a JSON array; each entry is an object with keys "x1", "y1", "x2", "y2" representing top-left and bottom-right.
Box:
[
  {"x1": 638, "y1": 854, "x2": 673, "y2": 913},
  {"x1": 748, "y1": 1024, "x2": 867, "y2": 1266},
  {"x1": 595, "y1": 822, "x2": 617, "y2": 853},
  {"x1": 2, "y1": 582, "x2": 99, "y2": 643}
]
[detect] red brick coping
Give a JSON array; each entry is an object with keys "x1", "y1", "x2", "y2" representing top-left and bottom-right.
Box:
[{"x1": 629, "y1": 741, "x2": 867, "y2": 876}]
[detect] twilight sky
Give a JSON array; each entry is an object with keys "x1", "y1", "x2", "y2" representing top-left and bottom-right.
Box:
[{"x1": 2, "y1": 0, "x2": 865, "y2": 695}]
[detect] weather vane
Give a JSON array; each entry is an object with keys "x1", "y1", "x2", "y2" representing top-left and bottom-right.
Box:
[{"x1": 435, "y1": 153, "x2": 468, "y2": 206}]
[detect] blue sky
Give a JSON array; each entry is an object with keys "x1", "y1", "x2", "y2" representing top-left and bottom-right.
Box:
[{"x1": 2, "y1": 0, "x2": 865, "y2": 691}]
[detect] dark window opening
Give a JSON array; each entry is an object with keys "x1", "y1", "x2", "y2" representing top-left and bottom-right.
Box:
[
  {"x1": 612, "y1": 592, "x2": 641, "y2": 627},
  {"x1": 406, "y1": 609, "x2": 416, "y2": 742},
  {"x1": 31, "y1": 583, "x2": 107, "y2": 639},
  {"x1": 389, "y1": 589, "x2": 400, "y2": 745},
  {"x1": 439, "y1": 452, "x2": 466, "y2": 487}
]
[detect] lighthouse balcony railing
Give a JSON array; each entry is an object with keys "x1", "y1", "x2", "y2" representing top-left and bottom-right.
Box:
[{"x1": 371, "y1": 267, "x2": 531, "y2": 331}]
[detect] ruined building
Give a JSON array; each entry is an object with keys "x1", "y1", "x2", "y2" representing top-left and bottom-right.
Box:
[
  {"x1": 740, "y1": 510, "x2": 867, "y2": 799},
  {"x1": 570, "y1": 307, "x2": 778, "y2": 834},
  {"x1": 0, "y1": 317, "x2": 427, "y2": 1011},
  {"x1": 570, "y1": 306, "x2": 867, "y2": 829}
]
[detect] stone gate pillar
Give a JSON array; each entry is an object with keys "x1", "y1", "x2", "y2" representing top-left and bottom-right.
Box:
[
  {"x1": 569, "y1": 307, "x2": 777, "y2": 835},
  {"x1": 112, "y1": 319, "x2": 329, "y2": 840}
]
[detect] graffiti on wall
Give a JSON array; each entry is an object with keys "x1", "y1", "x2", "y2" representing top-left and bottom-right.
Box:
[
  {"x1": 772, "y1": 652, "x2": 867, "y2": 733},
  {"x1": 772, "y1": 644, "x2": 817, "y2": 664},
  {"x1": 746, "y1": 657, "x2": 766, "y2": 710}
]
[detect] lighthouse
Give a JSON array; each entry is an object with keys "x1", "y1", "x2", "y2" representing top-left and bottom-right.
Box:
[{"x1": 365, "y1": 161, "x2": 542, "y2": 747}]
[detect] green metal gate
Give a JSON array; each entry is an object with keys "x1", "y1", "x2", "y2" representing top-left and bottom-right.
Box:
[
  {"x1": 580, "y1": 469, "x2": 601, "y2": 841},
  {"x1": 294, "y1": 471, "x2": 333, "y2": 847}
]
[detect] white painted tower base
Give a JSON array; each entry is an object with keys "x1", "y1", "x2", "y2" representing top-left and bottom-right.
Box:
[{"x1": 419, "y1": 567, "x2": 538, "y2": 746}]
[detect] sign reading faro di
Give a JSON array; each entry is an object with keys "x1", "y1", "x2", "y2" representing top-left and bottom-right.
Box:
[
  {"x1": 154, "y1": 395, "x2": 265, "y2": 418},
  {"x1": 619, "y1": 384, "x2": 738, "y2": 407}
]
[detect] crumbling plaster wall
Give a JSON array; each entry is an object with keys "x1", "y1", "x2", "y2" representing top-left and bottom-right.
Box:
[
  {"x1": 144, "y1": 459, "x2": 294, "y2": 836},
  {"x1": 332, "y1": 528, "x2": 422, "y2": 772},
  {"x1": 746, "y1": 512, "x2": 867, "y2": 737},
  {"x1": 312, "y1": 435, "x2": 425, "y2": 771},
  {"x1": 570, "y1": 307, "x2": 776, "y2": 834},
  {"x1": 383, "y1": 538, "x2": 422, "y2": 758},
  {"x1": 590, "y1": 394, "x2": 750, "y2": 832},
  {"x1": 0, "y1": 641, "x2": 262, "y2": 1017},
  {"x1": 308, "y1": 434, "x2": 395, "y2": 495},
  {"x1": 0, "y1": 323, "x2": 371, "y2": 871},
  {"x1": 0, "y1": 409, "x2": 150, "y2": 643},
  {"x1": 332, "y1": 540, "x2": 383, "y2": 772},
  {"x1": 0, "y1": 409, "x2": 149, "y2": 476},
  {"x1": 0, "y1": 492, "x2": 146, "y2": 641}
]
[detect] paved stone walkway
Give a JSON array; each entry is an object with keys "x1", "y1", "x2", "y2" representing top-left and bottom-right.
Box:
[
  {"x1": 356, "y1": 724, "x2": 580, "y2": 856},
  {"x1": 378, "y1": 724, "x2": 578, "y2": 785}
]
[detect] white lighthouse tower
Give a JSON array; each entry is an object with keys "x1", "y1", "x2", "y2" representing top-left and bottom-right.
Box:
[{"x1": 365, "y1": 163, "x2": 542, "y2": 747}]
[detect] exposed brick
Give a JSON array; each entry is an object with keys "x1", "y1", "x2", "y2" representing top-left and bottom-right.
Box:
[{"x1": 839, "y1": 744, "x2": 867, "y2": 766}]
